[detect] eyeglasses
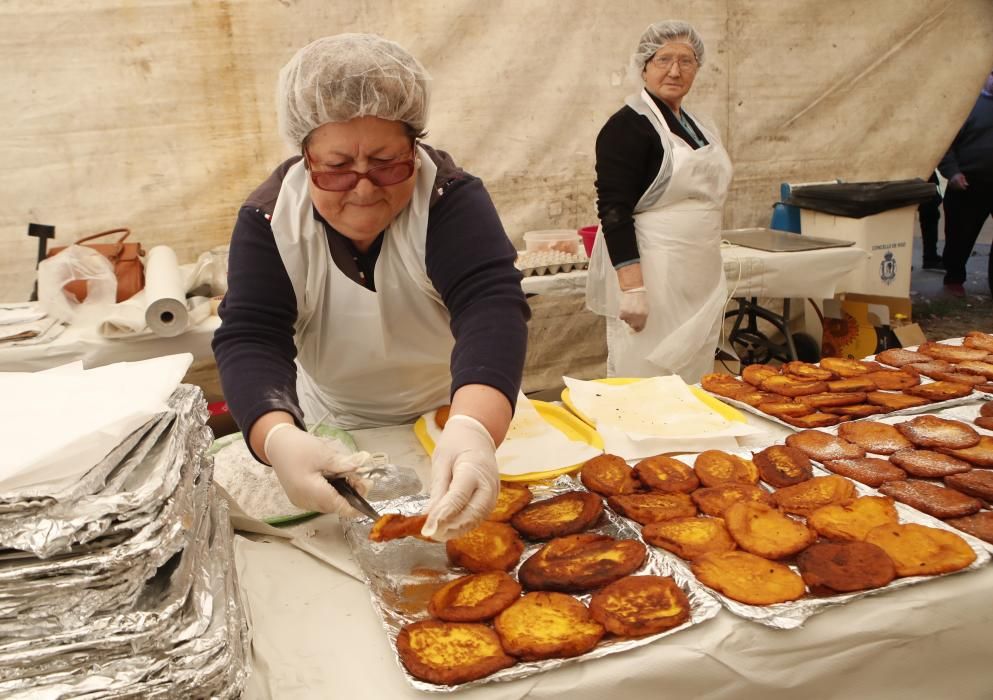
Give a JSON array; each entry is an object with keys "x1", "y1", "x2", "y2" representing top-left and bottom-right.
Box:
[
  {"x1": 649, "y1": 54, "x2": 698, "y2": 72},
  {"x1": 305, "y1": 147, "x2": 416, "y2": 192}
]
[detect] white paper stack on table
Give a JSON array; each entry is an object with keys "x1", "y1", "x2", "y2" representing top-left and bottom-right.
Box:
[
  {"x1": 0, "y1": 303, "x2": 64, "y2": 347},
  {"x1": 563, "y1": 375, "x2": 762, "y2": 460}
]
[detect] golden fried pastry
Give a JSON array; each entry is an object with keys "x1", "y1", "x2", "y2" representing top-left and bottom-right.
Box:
[
  {"x1": 446, "y1": 521, "x2": 526, "y2": 573},
  {"x1": 756, "y1": 399, "x2": 814, "y2": 419},
  {"x1": 782, "y1": 361, "x2": 836, "y2": 381},
  {"x1": 495, "y1": 592, "x2": 604, "y2": 660},
  {"x1": 397, "y1": 620, "x2": 515, "y2": 685},
  {"x1": 820, "y1": 357, "x2": 882, "y2": 377},
  {"x1": 875, "y1": 348, "x2": 933, "y2": 367},
  {"x1": 944, "y1": 512, "x2": 993, "y2": 544},
  {"x1": 954, "y1": 360, "x2": 993, "y2": 379},
  {"x1": 693, "y1": 450, "x2": 759, "y2": 487},
  {"x1": 760, "y1": 375, "x2": 829, "y2": 397},
  {"x1": 742, "y1": 363, "x2": 780, "y2": 387},
  {"x1": 827, "y1": 377, "x2": 878, "y2": 393},
  {"x1": 936, "y1": 436, "x2": 993, "y2": 467},
  {"x1": 434, "y1": 405, "x2": 451, "y2": 430},
  {"x1": 428, "y1": 571, "x2": 522, "y2": 622},
  {"x1": 517, "y1": 534, "x2": 646, "y2": 592},
  {"x1": 732, "y1": 389, "x2": 777, "y2": 406},
  {"x1": 633, "y1": 455, "x2": 699, "y2": 494},
  {"x1": 808, "y1": 495, "x2": 899, "y2": 541},
  {"x1": 822, "y1": 457, "x2": 907, "y2": 487},
  {"x1": 797, "y1": 391, "x2": 868, "y2": 409},
  {"x1": 797, "y1": 541, "x2": 896, "y2": 595},
  {"x1": 889, "y1": 448, "x2": 972, "y2": 478},
  {"x1": 580, "y1": 454, "x2": 640, "y2": 497},
  {"x1": 862, "y1": 369, "x2": 920, "y2": 391},
  {"x1": 724, "y1": 501, "x2": 817, "y2": 559},
  {"x1": 982, "y1": 402, "x2": 993, "y2": 418},
  {"x1": 589, "y1": 575, "x2": 690, "y2": 637},
  {"x1": 691, "y1": 551, "x2": 806, "y2": 605},
  {"x1": 701, "y1": 373, "x2": 752, "y2": 398},
  {"x1": 877, "y1": 480, "x2": 983, "y2": 519},
  {"x1": 780, "y1": 412, "x2": 842, "y2": 428},
  {"x1": 608, "y1": 492, "x2": 697, "y2": 525},
  {"x1": 691, "y1": 483, "x2": 773, "y2": 517},
  {"x1": 487, "y1": 483, "x2": 534, "y2": 522},
  {"x1": 865, "y1": 523, "x2": 977, "y2": 576},
  {"x1": 917, "y1": 341, "x2": 989, "y2": 363},
  {"x1": 865, "y1": 391, "x2": 932, "y2": 411},
  {"x1": 976, "y1": 416, "x2": 993, "y2": 431},
  {"x1": 753, "y1": 445, "x2": 813, "y2": 487},
  {"x1": 945, "y1": 470, "x2": 993, "y2": 502},
  {"x1": 930, "y1": 370, "x2": 989, "y2": 386},
  {"x1": 785, "y1": 429, "x2": 866, "y2": 462},
  {"x1": 822, "y1": 403, "x2": 885, "y2": 418},
  {"x1": 895, "y1": 415, "x2": 981, "y2": 450},
  {"x1": 964, "y1": 331, "x2": 993, "y2": 353},
  {"x1": 370, "y1": 514, "x2": 429, "y2": 542},
  {"x1": 838, "y1": 421, "x2": 914, "y2": 455},
  {"x1": 903, "y1": 381, "x2": 974, "y2": 402},
  {"x1": 642, "y1": 516, "x2": 736, "y2": 560},
  {"x1": 902, "y1": 359, "x2": 954, "y2": 379},
  {"x1": 511, "y1": 491, "x2": 603, "y2": 539},
  {"x1": 771, "y1": 475, "x2": 857, "y2": 516}
]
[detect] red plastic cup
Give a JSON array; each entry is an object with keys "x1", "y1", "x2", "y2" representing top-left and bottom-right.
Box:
[{"x1": 578, "y1": 225, "x2": 599, "y2": 256}]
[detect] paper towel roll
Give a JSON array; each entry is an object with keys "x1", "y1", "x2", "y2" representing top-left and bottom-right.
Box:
[{"x1": 144, "y1": 245, "x2": 189, "y2": 337}]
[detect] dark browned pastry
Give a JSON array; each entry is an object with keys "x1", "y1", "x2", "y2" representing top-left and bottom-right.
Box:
[
  {"x1": 428, "y1": 571, "x2": 522, "y2": 622},
  {"x1": 943, "y1": 511, "x2": 993, "y2": 544},
  {"x1": 589, "y1": 575, "x2": 690, "y2": 637},
  {"x1": 822, "y1": 457, "x2": 907, "y2": 487},
  {"x1": 936, "y1": 436, "x2": 993, "y2": 467},
  {"x1": 955, "y1": 360, "x2": 993, "y2": 379},
  {"x1": 607, "y1": 492, "x2": 697, "y2": 525},
  {"x1": 822, "y1": 403, "x2": 885, "y2": 418},
  {"x1": 976, "y1": 416, "x2": 993, "y2": 431},
  {"x1": 889, "y1": 449, "x2": 972, "y2": 478},
  {"x1": 517, "y1": 533, "x2": 646, "y2": 592},
  {"x1": 494, "y1": 592, "x2": 604, "y2": 661},
  {"x1": 752, "y1": 445, "x2": 814, "y2": 487},
  {"x1": 633, "y1": 455, "x2": 700, "y2": 494},
  {"x1": 865, "y1": 391, "x2": 932, "y2": 411},
  {"x1": 903, "y1": 381, "x2": 975, "y2": 402},
  {"x1": 780, "y1": 412, "x2": 842, "y2": 428},
  {"x1": 446, "y1": 522, "x2": 526, "y2": 573},
  {"x1": 580, "y1": 454, "x2": 640, "y2": 497},
  {"x1": 877, "y1": 480, "x2": 983, "y2": 519},
  {"x1": 981, "y1": 402, "x2": 993, "y2": 418},
  {"x1": 917, "y1": 341, "x2": 989, "y2": 363},
  {"x1": 874, "y1": 348, "x2": 933, "y2": 368},
  {"x1": 691, "y1": 483, "x2": 773, "y2": 517},
  {"x1": 930, "y1": 370, "x2": 990, "y2": 386},
  {"x1": 797, "y1": 541, "x2": 896, "y2": 595},
  {"x1": 862, "y1": 369, "x2": 921, "y2": 391},
  {"x1": 511, "y1": 491, "x2": 603, "y2": 540},
  {"x1": 785, "y1": 429, "x2": 866, "y2": 462},
  {"x1": 397, "y1": 620, "x2": 516, "y2": 685},
  {"x1": 434, "y1": 405, "x2": 451, "y2": 430},
  {"x1": 895, "y1": 415, "x2": 981, "y2": 450},
  {"x1": 838, "y1": 421, "x2": 914, "y2": 455},
  {"x1": 944, "y1": 470, "x2": 993, "y2": 502}
]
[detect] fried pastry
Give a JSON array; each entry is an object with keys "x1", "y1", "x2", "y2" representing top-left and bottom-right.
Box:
[
  {"x1": 785, "y1": 430, "x2": 866, "y2": 462},
  {"x1": 370, "y1": 514, "x2": 430, "y2": 542},
  {"x1": 982, "y1": 402, "x2": 993, "y2": 418},
  {"x1": 434, "y1": 405, "x2": 451, "y2": 430},
  {"x1": 954, "y1": 360, "x2": 993, "y2": 379},
  {"x1": 977, "y1": 382, "x2": 993, "y2": 394},
  {"x1": 796, "y1": 391, "x2": 868, "y2": 409},
  {"x1": 782, "y1": 361, "x2": 835, "y2": 381},
  {"x1": 797, "y1": 541, "x2": 896, "y2": 595},
  {"x1": 895, "y1": 415, "x2": 981, "y2": 449},
  {"x1": 756, "y1": 400, "x2": 814, "y2": 419},
  {"x1": 821, "y1": 457, "x2": 905, "y2": 487},
  {"x1": 428, "y1": 571, "x2": 522, "y2": 622},
  {"x1": 963, "y1": 331, "x2": 993, "y2": 353},
  {"x1": 903, "y1": 381, "x2": 974, "y2": 402},
  {"x1": 820, "y1": 357, "x2": 882, "y2": 377},
  {"x1": 607, "y1": 492, "x2": 697, "y2": 525},
  {"x1": 691, "y1": 551, "x2": 806, "y2": 605},
  {"x1": 487, "y1": 483, "x2": 534, "y2": 522},
  {"x1": 732, "y1": 389, "x2": 777, "y2": 406},
  {"x1": 838, "y1": 421, "x2": 913, "y2": 454},
  {"x1": 771, "y1": 475, "x2": 857, "y2": 516},
  {"x1": 930, "y1": 370, "x2": 989, "y2": 386},
  {"x1": 865, "y1": 391, "x2": 932, "y2": 411},
  {"x1": 494, "y1": 592, "x2": 604, "y2": 660},
  {"x1": 701, "y1": 373, "x2": 752, "y2": 398},
  {"x1": 944, "y1": 511, "x2": 993, "y2": 544},
  {"x1": 397, "y1": 620, "x2": 515, "y2": 685},
  {"x1": 742, "y1": 363, "x2": 780, "y2": 387},
  {"x1": 446, "y1": 521, "x2": 526, "y2": 573},
  {"x1": 944, "y1": 470, "x2": 993, "y2": 502},
  {"x1": 760, "y1": 375, "x2": 829, "y2": 397},
  {"x1": 862, "y1": 369, "x2": 920, "y2": 391},
  {"x1": 691, "y1": 483, "x2": 773, "y2": 517},
  {"x1": 827, "y1": 377, "x2": 878, "y2": 393},
  {"x1": 936, "y1": 436, "x2": 993, "y2": 467},
  {"x1": 902, "y1": 359, "x2": 954, "y2": 379},
  {"x1": 865, "y1": 523, "x2": 976, "y2": 576},
  {"x1": 875, "y1": 348, "x2": 933, "y2": 367},
  {"x1": 693, "y1": 450, "x2": 759, "y2": 487},
  {"x1": 917, "y1": 341, "x2": 989, "y2": 363},
  {"x1": 753, "y1": 445, "x2": 813, "y2": 487},
  {"x1": 724, "y1": 501, "x2": 817, "y2": 559},
  {"x1": 780, "y1": 412, "x2": 842, "y2": 428},
  {"x1": 580, "y1": 454, "x2": 640, "y2": 497},
  {"x1": 633, "y1": 455, "x2": 699, "y2": 494},
  {"x1": 976, "y1": 416, "x2": 993, "y2": 431},
  {"x1": 517, "y1": 533, "x2": 646, "y2": 592},
  {"x1": 642, "y1": 516, "x2": 736, "y2": 560},
  {"x1": 511, "y1": 491, "x2": 603, "y2": 539},
  {"x1": 877, "y1": 480, "x2": 982, "y2": 519},
  {"x1": 889, "y1": 449, "x2": 972, "y2": 478},
  {"x1": 808, "y1": 495, "x2": 899, "y2": 541},
  {"x1": 589, "y1": 575, "x2": 691, "y2": 637},
  {"x1": 822, "y1": 403, "x2": 885, "y2": 418}
]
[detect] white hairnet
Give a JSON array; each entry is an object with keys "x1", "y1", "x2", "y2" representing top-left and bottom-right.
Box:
[
  {"x1": 276, "y1": 33, "x2": 430, "y2": 150},
  {"x1": 631, "y1": 20, "x2": 705, "y2": 72}
]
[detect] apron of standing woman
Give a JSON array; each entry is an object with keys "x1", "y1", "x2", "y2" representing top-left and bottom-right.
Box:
[
  {"x1": 269, "y1": 146, "x2": 454, "y2": 429},
  {"x1": 587, "y1": 88, "x2": 733, "y2": 383}
]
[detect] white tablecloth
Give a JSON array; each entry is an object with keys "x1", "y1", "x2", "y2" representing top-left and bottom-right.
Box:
[{"x1": 234, "y1": 415, "x2": 993, "y2": 700}]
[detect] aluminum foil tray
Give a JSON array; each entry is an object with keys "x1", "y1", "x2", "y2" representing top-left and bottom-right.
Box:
[{"x1": 342, "y1": 476, "x2": 721, "y2": 692}]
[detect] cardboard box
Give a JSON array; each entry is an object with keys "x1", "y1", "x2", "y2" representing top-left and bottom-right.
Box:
[
  {"x1": 821, "y1": 294, "x2": 923, "y2": 359},
  {"x1": 801, "y1": 205, "x2": 916, "y2": 298}
]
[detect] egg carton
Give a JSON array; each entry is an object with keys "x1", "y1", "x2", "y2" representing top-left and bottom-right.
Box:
[{"x1": 515, "y1": 250, "x2": 590, "y2": 277}]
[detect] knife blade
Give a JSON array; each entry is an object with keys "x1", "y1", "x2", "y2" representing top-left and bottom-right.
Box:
[{"x1": 327, "y1": 476, "x2": 380, "y2": 520}]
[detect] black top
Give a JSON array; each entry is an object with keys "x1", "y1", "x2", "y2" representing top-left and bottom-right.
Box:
[
  {"x1": 212, "y1": 145, "x2": 530, "y2": 450},
  {"x1": 938, "y1": 93, "x2": 993, "y2": 186},
  {"x1": 594, "y1": 91, "x2": 709, "y2": 267}
]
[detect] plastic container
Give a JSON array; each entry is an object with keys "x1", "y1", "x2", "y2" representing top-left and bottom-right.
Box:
[
  {"x1": 523, "y1": 229, "x2": 582, "y2": 255},
  {"x1": 578, "y1": 225, "x2": 598, "y2": 256}
]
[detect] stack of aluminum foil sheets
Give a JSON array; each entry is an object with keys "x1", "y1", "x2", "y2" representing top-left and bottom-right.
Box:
[{"x1": 0, "y1": 385, "x2": 249, "y2": 698}]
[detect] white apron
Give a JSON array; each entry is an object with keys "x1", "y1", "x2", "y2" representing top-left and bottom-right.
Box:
[
  {"x1": 269, "y1": 147, "x2": 454, "y2": 429},
  {"x1": 587, "y1": 89, "x2": 733, "y2": 382}
]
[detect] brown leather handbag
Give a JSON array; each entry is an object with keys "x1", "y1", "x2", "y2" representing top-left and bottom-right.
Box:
[{"x1": 47, "y1": 228, "x2": 146, "y2": 303}]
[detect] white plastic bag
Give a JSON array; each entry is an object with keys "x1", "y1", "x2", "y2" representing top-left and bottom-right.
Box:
[{"x1": 37, "y1": 245, "x2": 117, "y2": 324}]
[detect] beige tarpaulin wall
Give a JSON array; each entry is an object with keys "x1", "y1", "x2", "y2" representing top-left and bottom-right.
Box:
[{"x1": 2, "y1": 0, "x2": 991, "y2": 300}]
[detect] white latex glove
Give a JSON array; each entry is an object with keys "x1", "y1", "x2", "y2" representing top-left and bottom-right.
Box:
[
  {"x1": 422, "y1": 414, "x2": 499, "y2": 541},
  {"x1": 619, "y1": 286, "x2": 649, "y2": 332},
  {"x1": 263, "y1": 423, "x2": 372, "y2": 518}
]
